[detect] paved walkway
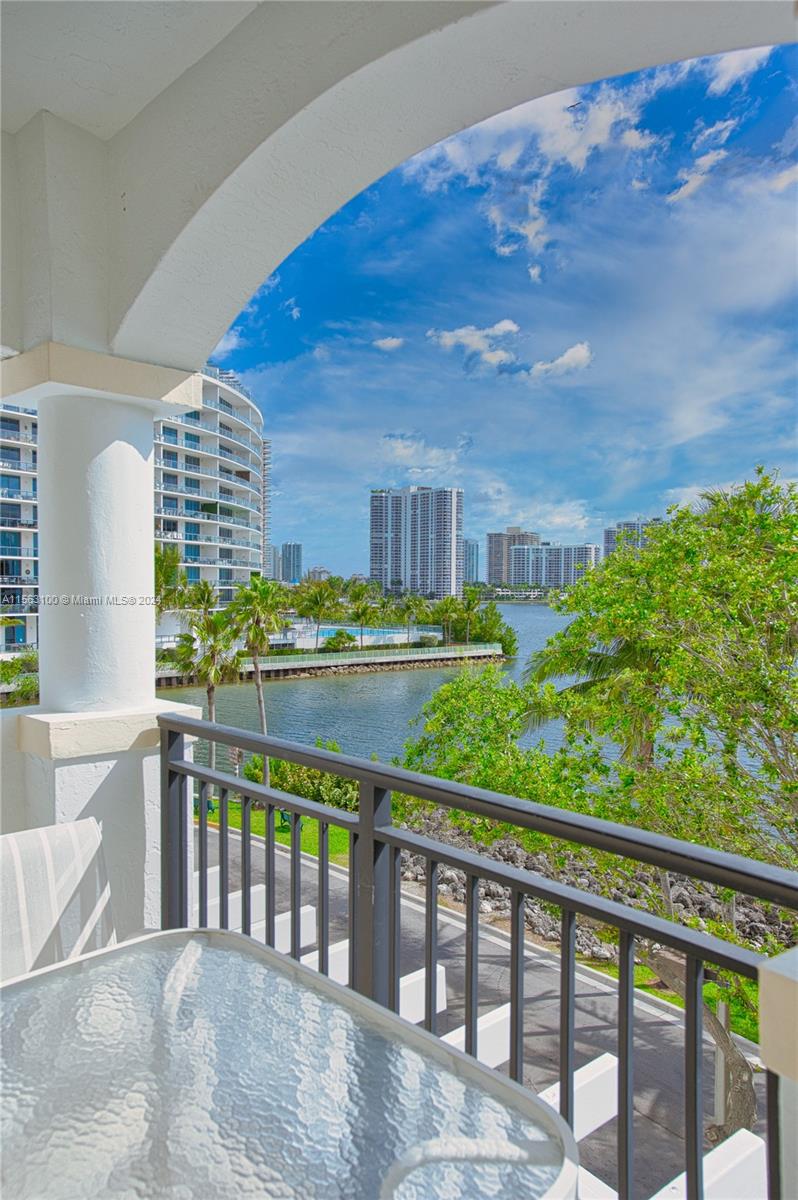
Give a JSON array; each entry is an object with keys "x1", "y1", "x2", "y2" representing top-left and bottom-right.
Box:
[{"x1": 195, "y1": 826, "x2": 765, "y2": 1198}]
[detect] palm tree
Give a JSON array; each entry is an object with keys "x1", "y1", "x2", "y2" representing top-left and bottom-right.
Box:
[
  {"x1": 296, "y1": 579, "x2": 343, "y2": 650},
  {"x1": 349, "y1": 597, "x2": 376, "y2": 649},
  {"x1": 186, "y1": 579, "x2": 218, "y2": 617},
  {"x1": 524, "y1": 637, "x2": 662, "y2": 767},
  {"x1": 432, "y1": 595, "x2": 462, "y2": 644},
  {"x1": 154, "y1": 544, "x2": 187, "y2": 618},
  {"x1": 461, "y1": 585, "x2": 482, "y2": 644},
  {"x1": 396, "y1": 593, "x2": 429, "y2": 647},
  {"x1": 230, "y1": 576, "x2": 288, "y2": 785},
  {"x1": 172, "y1": 610, "x2": 242, "y2": 772}
]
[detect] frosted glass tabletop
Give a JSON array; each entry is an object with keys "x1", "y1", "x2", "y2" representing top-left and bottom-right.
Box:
[{"x1": 1, "y1": 930, "x2": 577, "y2": 1199}]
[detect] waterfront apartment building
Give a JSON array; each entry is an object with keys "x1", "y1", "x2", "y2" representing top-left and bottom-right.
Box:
[
  {"x1": 1, "y1": 367, "x2": 266, "y2": 649},
  {"x1": 154, "y1": 368, "x2": 264, "y2": 607},
  {"x1": 464, "y1": 538, "x2": 480, "y2": 583},
  {"x1": 281, "y1": 542, "x2": 303, "y2": 585},
  {"x1": 0, "y1": 402, "x2": 38, "y2": 648},
  {"x1": 509, "y1": 542, "x2": 600, "y2": 588},
  {"x1": 603, "y1": 517, "x2": 664, "y2": 557},
  {"x1": 370, "y1": 485, "x2": 463, "y2": 598},
  {"x1": 486, "y1": 526, "x2": 540, "y2": 584}
]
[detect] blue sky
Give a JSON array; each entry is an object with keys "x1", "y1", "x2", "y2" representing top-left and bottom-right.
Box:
[{"x1": 211, "y1": 45, "x2": 798, "y2": 576}]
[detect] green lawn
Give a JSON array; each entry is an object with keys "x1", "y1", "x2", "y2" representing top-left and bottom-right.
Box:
[
  {"x1": 217, "y1": 801, "x2": 351, "y2": 865},
  {"x1": 581, "y1": 958, "x2": 759, "y2": 1042}
]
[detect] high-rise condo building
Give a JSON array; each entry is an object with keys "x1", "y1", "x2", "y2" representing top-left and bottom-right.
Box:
[
  {"x1": 0, "y1": 402, "x2": 38, "y2": 649},
  {"x1": 509, "y1": 542, "x2": 600, "y2": 588},
  {"x1": 486, "y1": 526, "x2": 540, "y2": 584},
  {"x1": 261, "y1": 439, "x2": 272, "y2": 573},
  {"x1": 603, "y1": 517, "x2": 664, "y2": 557},
  {"x1": 281, "y1": 542, "x2": 303, "y2": 585},
  {"x1": 370, "y1": 485, "x2": 463, "y2": 598},
  {"x1": 265, "y1": 544, "x2": 282, "y2": 581},
  {"x1": 464, "y1": 538, "x2": 480, "y2": 583},
  {"x1": 154, "y1": 367, "x2": 264, "y2": 606},
  {"x1": 1, "y1": 366, "x2": 266, "y2": 651}
]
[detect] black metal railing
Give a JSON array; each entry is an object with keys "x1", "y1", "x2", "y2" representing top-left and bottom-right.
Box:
[{"x1": 159, "y1": 713, "x2": 797, "y2": 1200}]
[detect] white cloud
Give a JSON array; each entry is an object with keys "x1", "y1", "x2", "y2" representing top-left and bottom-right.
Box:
[
  {"x1": 769, "y1": 163, "x2": 798, "y2": 193},
  {"x1": 630, "y1": 178, "x2": 649, "y2": 191},
  {"x1": 692, "y1": 117, "x2": 738, "y2": 149},
  {"x1": 776, "y1": 116, "x2": 798, "y2": 157},
  {"x1": 283, "y1": 297, "x2": 301, "y2": 321},
  {"x1": 667, "y1": 149, "x2": 727, "y2": 203},
  {"x1": 487, "y1": 191, "x2": 548, "y2": 257},
  {"x1": 210, "y1": 327, "x2": 246, "y2": 360},
  {"x1": 528, "y1": 265, "x2": 542, "y2": 284},
  {"x1": 621, "y1": 127, "x2": 656, "y2": 150},
  {"x1": 373, "y1": 336, "x2": 405, "y2": 352},
  {"x1": 705, "y1": 47, "x2": 772, "y2": 95},
  {"x1": 427, "y1": 319, "x2": 520, "y2": 368},
  {"x1": 531, "y1": 341, "x2": 593, "y2": 378},
  {"x1": 381, "y1": 431, "x2": 471, "y2": 476}
]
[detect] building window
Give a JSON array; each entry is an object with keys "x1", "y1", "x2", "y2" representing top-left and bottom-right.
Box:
[
  {"x1": 185, "y1": 478, "x2": 200, "y2": 492},
  {"x1": 161, "y1": 427, "x2": 178, "y2": 445},
  {"x1": 184, "y1": 433, "x2": 200, "y2": 449},
  {"x1": 185, "y1": 455, "x2": 200, "y2": 470},
  {"x1": 162, "y1": 473, "x2": 178, "y2": 489},
  {"x1": 186, "y1": 567, "x2": 200, "y2": 583},
  {"x1": 163, "y1": 450, "x2": 178, "y2": 468},
  {"x1": 0, "y1": 416, "x2": 20, "y2": 434},
  {"x1": 1, "y1": 475, "x2": 21, "y2": 494}
]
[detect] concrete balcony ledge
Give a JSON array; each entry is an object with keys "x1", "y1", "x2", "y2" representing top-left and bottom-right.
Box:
[{"x1": 18, "y1": 699, "x2": 202, "y2": 760}]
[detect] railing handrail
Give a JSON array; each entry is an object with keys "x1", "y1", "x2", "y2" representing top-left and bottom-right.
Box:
[{"x1": 157, "y1": 712, "x2": 798, "y2": 910}]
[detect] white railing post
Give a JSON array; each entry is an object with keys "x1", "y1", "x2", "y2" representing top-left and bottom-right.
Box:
[{"x1": 759, "y1": 945, "x2": 798, "y2": 1199}]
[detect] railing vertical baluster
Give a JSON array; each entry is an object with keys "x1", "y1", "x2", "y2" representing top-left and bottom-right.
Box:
[
  {"x1": 290, "y1": 811, "x2": 301, "y2": 959},
  {"x1": 424, "y1": 861, "x2": 438, "y2": 1033},
  {"x1": 766, "y1": 1070, "x2": 782, "y2": 1200},
  {"x1": 685, "y1": 956, "x2": 704, "y2": 1200},
  {"x1": 559, "y1": 908, "x2": 576, "y2": 1124},
  {"x1": 348, "y1": 830, "x2": 359, "y2": 989},
  {"x1": 388, "y1": 845, "x2": 401, "y2": 1013},
  {"x1": 160, "y1": 726, "x2": 188, "y2": 928},
  {"x1": 510, "y1": 889, "x2": 525, "y2": 1083},
  {"x1": 618, "y1": 930, "x2": 635, "y2": 1200},
  {"x1": 197, "y1": 780, "x2": 208, "y2": 928},
  {"x1": 354, "y1": 781, "x2": 392, "y2": 1004},
  {"x1": 241, "y1": 792, "x2": 251, "y2": 936},
  {"x1": 465, "y1": 874, "x2": 479, "y2": 1057},
  {"x1": 265, "y1": 804, "x2": 275, "y2": 947},
  {"x1": 318, "y1": 821, "x2": 329, "y2": 975},
  {"x1": 218, "y1": 788, "x2": 229, "y2": 930}
]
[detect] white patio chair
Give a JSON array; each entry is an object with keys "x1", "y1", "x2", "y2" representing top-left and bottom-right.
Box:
[{"x1": 0, "y1": 818, "x2": 116, "y2": 983}]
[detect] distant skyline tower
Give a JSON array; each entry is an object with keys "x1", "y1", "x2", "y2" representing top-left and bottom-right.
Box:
[
  {"x1": 486, "y1": 526, "x2": 540, "y2": 584},
  {"x1": 603, "y1": 517, "x2": 664, "y2": 557},
  {"x1": 464, "y1": 538, "x2": 480, "y2": 583},
  {"x1": 281, "y1": 541, "x2": 303, "y2": 584},
  {"x1": 370, "y1": 485, "x2": 463, "y2": 598}
]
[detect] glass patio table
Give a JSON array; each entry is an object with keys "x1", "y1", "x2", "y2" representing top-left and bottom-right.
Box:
[{"x1": 1, "y1": 929, "x2": 578, "y2": 1198}]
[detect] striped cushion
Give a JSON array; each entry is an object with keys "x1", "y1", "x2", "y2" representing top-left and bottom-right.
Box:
[{"x1": 0, "y1": 818, "x2": 116, "y2": 982}]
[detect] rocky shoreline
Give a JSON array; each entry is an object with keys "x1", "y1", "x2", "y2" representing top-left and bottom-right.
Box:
[{"x1": 398, "y1": 810, "x2": 795, "y2": 959}]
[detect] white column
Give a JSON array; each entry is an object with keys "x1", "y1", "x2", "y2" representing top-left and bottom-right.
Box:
[{"x1": 37, "y1": 393, "x2": 155, "y2": 711}]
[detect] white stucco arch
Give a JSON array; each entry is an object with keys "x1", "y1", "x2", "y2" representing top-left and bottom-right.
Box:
[{"x1": 107, "y1": 0, "x2": 795, "y2": 371}]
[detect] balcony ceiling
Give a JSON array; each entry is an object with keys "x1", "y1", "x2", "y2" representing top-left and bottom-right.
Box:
[{"x1": 1, "y1": 1, "x2": 257, "y2": 138}]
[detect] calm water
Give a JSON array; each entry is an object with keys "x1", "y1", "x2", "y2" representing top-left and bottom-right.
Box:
[{"x1": 158, "y1": 604, "x2": 571, "y2": 762}]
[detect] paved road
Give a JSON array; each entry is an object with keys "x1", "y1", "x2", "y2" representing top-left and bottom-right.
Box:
[{"x1": 195, "y1": 827, "x2": 765, "y2": 1199}]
